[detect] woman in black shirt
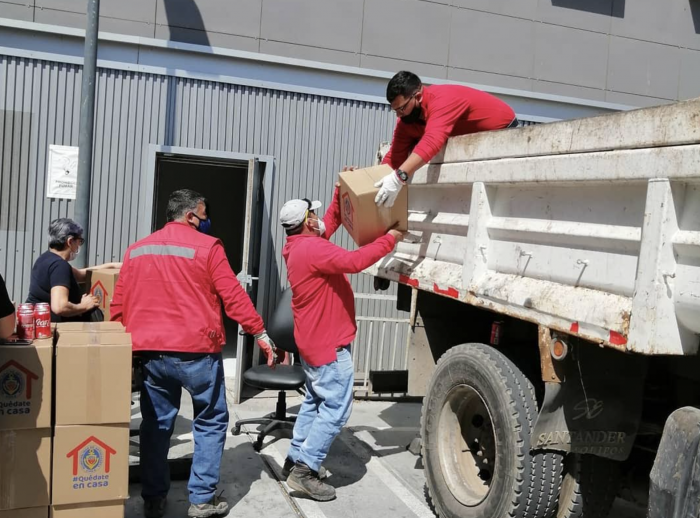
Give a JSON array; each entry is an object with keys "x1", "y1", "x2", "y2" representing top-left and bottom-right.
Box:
[
  {"x1": 0, "y1": 274, "x2": 15, "y2": 338},
  {"x1": 26, "y1": 218, "x2": 121, "y2": 322}
]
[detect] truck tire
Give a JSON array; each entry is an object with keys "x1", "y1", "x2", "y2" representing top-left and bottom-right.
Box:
[
  {"x1": 421, "y1": 343, "x2": 563, "y2": 518},
  {"x1": 557, "y1": 454, "x2": 621, "y2": 518}
]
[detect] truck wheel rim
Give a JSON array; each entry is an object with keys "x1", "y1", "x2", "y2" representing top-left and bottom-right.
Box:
[{"x1": 437, "y1": 384, "x2": 496, "y2": 506}]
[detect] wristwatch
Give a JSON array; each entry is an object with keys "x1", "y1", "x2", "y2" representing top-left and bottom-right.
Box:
[{"x1": 395, "y1": 169, "x2": 409, "y2": 184}]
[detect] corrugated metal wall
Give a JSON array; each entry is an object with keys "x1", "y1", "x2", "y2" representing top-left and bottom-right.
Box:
[
  {"x1": 0, "y1": 53, "x2": 543, "y2": 378},
  {"x1": 0, "y1": 53, "x2": 411, "y2": 374}
]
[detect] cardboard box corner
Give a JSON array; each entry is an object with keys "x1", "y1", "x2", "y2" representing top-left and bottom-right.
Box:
[
  {"x1": 0, "y1": 428, "x2": 52, "y2": 511},
  {"x1": 338, "y1": 164, "x2": 407, "y2": 246},
  {"x1": 0, "y1": 339, "x2": 53, "y2": 430},
  {"x1": 54, "y1": 328, "x2": 132, "y2": 426},
  {"x1": 51, "y1": 499, "x2": 126, "y2": 517},
  {"x1": 51, "y1": 425, "x2": 130, "y2": 506},
  {"x1": 0, "y1": 507, "x2": 49, "y2": 518},
  {"x1": 85, "y1": 269, "x2": 120, "y2": 321}
]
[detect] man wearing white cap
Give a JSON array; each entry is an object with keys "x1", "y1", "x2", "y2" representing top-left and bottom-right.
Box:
[{"x1": 279, "y1": 183, "x2": 403, "y2": 501}]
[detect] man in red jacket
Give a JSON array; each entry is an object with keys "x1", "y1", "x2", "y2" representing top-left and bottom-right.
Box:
[
  {"x1": 111, "y1": 189, "x2": 277, "y2": 518},
  {"x1": 375, "y1": 70, "x2": 517, "y2": 207},
  {"x1": 279, "y1": 182, "x2": 403, "y2": 501}
]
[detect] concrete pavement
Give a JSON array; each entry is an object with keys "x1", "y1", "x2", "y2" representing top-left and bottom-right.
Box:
[{"x1": 126, "y1": 382, "x2": 646, "y2": 518}]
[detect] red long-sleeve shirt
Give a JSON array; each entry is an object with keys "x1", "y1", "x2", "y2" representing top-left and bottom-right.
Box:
[
  {"x1": 383, "y1": 84, "x2": 516, "y2": 169},
  {"x1": 111, "y1": 222, "x2": 264, "y2": 353},
  {"x1": 283, "y1": 187, "x2": 396, "y2": 366}
]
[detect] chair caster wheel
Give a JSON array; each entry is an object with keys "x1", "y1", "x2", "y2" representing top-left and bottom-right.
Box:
[{"x1": 231, "y1": 426, "x2": 241, "y2": 436}]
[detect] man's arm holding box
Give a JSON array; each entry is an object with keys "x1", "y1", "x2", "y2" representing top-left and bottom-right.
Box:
[
  {"x1": 382, "y1": 121, "x2": 417, "y2": 171},
  {"x1": 322, "y1": 185, "x2": 343, "y2": 240},
  {"x1": 311, "y1": 230, "x2": 403, "y2": 276}
]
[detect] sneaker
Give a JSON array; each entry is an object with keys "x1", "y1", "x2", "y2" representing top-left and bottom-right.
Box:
[
  {"x1": 187, "y1": 494, "x2": 229, "y2": 518},
  {"x1": 282, "y1": 457, "x2": 328, "y2": 479},
  {"x1": 287, "y1": 462, "x2": 336, "y2": 501},
  {"x1": 143, "y1": 496, "x2": 167, "y2": 518}
]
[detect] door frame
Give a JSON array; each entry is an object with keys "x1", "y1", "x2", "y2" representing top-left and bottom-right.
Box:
[{"x1": 141, "y1": 145, "x2": 276, "y2": 403}]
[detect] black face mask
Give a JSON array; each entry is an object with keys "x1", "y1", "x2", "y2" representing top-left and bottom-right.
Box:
[{"x1": 401, "y1": 104, "x2": 423, "y2": 124}]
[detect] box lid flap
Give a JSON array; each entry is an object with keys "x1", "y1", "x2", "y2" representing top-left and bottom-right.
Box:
[
  {"x1": 56, "y1": 322, "x2": 124, "y2": 333},
  {"x1": 56, "y1": 332, "x2": 131, "y2": 347},
  {"x1": 339, "y1": 165, "x2": 393, "y2": 196}
]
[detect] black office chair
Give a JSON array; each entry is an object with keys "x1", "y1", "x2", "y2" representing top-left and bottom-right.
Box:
[{"x1": 231, "y1": 288, "x2": 306, "y2": 452}]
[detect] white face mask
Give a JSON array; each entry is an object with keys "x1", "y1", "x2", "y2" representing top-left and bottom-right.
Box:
[
  {"x1": 313, "y1": 219, "x2": 326, "y2": 236},
  {"x1": 68, "y1": 245, "x2": 81, "y2": 262}
]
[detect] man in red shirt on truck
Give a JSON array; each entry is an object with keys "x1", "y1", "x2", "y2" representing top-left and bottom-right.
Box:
[
  {"x1": 279, "y1": 181, "x2": 403, "y2": 501},
  {"x1": 375, "y1": 70, "x2": 517, "y2": 207},
  {"x1": 110, "y1": 189, "x2": 278, "y2": 518}
]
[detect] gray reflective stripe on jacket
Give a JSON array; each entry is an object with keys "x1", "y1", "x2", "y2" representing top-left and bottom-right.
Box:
[{"x1": 129, "y1": 244, "x2": 196, "y2": 260}]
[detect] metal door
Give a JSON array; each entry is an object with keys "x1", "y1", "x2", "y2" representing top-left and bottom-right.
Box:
[{"x1": 233, "y1": 158, "x2": 263, "y2": 404}]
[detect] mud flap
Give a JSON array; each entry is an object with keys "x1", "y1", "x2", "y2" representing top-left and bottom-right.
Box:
[
  {"x1": 532, "y1": 341, "x2": 647, "y2": 461},
  {"x1": 648, "y1": 406, "x2": 700, "y2": 518}
]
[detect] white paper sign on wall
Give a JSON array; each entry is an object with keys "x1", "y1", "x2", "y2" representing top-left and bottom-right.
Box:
[{"x1": 47, "y1": 145, "x2": 79, "y2": 199}]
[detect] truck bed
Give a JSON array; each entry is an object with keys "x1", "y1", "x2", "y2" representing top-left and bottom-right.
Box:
[{"x1": 371, "y1": 97, "x2": 700, "y2": 356}]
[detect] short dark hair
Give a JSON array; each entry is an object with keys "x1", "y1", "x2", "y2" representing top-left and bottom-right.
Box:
[
  {"x1": 48, "y1": 218, "x2": 83, "y2": 250},
  {"x1": 386, "y1": 71, "x2": 422, "y2": 103},
  {"x1": 166, "y1": 189, "x2": 207, "y2": 222},
  {"x1": 285, "y1": 225, "x2": 304, "y2": 237}
]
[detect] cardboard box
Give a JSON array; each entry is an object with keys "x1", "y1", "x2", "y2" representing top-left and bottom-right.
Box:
[
  {"x1": 85, "y1": 269, "x2": 120, "y2": 321},
  {"x1": 0, "y1": 339, "x2": 53, "y2": 430},
  {"x1": 338, "y1": 165, "x2": 408, "y2": 246},
  {"x1": 55, "y1": 331, "x2": 131, "y2": 426},
  {"x1": 0, "y1": 428, "x2": 52, "y2": 510},
  {"x1": 0, "y1": 507, "x2": 48, "y2": 518},
  {"x1": 51, "y1": 499, "x2": 125, "y2": 517},
  {"x1": 52, "y1": 425, "x2": 129, "y2": 506},
  {"x1": 56, "y1": 322, "x2": 124, "y2": 333}
]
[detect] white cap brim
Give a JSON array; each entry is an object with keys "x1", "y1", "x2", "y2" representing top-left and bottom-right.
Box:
[{"x1": 280, "y1": 199, "x2": 323, "y2": 228}]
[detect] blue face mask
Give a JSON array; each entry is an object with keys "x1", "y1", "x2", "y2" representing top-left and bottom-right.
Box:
[{"x1": 193, "y1": 214, "x2": 212, "y2": 234}]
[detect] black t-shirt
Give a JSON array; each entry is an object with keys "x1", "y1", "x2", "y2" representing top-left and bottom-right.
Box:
[
  {"x1": 27, "y1": 251, "x2": 83, "y2": 322},
  {"x1": 0, "y1": 274, "x2": 14, "y2": 320}
]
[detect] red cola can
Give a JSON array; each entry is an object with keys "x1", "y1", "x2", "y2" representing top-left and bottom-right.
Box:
[
  {"x1": 16, "y1": 302, "x2": 33, "y2": 321},
  {"x1": 17, "y1": 305, "x2": 35, "y2": 340},
  {"x1": 34, "y1": 303, "x2": 52, "y2": 339}
]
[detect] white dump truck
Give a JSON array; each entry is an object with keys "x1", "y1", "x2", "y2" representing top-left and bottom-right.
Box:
[{"x1": 371, "y1": 98, "x2": 700, "y2": 518}]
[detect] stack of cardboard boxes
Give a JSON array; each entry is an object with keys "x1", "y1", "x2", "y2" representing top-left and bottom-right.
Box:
[
  {"x1": 0, "y1": 321, "x2": 132, "y2": 518},
  {"x1": 52, "y1": 322, "x2": 131, "y2": 517},
  {"x1": 0, "y1": 337, "x2": 53, "y2": 517}
]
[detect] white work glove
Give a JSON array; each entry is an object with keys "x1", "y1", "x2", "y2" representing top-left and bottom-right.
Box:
[
  {"x1": 374, "y1": 171, "x2": 405, "y2": 208},
  {"x1": 255, "y1": 331, "x2": 284, "y2": 369}
]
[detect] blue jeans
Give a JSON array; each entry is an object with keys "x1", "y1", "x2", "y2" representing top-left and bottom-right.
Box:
[
  {"x1": 287, "y1": 347, "x2": 354, "y2": 472},
  {"x1": 139, "y1": 352, "x2": 228, "y2": 505}
]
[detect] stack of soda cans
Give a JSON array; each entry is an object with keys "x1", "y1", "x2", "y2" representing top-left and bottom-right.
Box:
[{"x1": 16, "y1": 302, "x2": 52, "y2": 339}]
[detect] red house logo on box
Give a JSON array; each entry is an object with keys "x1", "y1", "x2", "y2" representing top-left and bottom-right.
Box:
[
  {"x1": 342, "y1": 192, "x2": 355, "y2": 232},
  {"x1": 67, "y1": 436, "x2": 117, "y2": 476},
  {"x1": 0, "y1": 360, "x2": 38, "y2": 402},
  {"x1": 91, "y1": 280, "x2": 108, "y2": 309}
]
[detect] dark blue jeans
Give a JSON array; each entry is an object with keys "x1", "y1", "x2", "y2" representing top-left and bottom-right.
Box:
[{"x1": 139, "y1": 352, "x2": 228, "y2": 505}]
